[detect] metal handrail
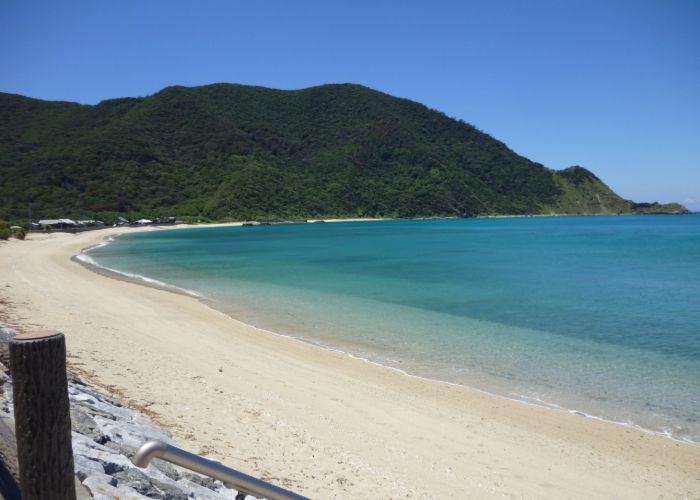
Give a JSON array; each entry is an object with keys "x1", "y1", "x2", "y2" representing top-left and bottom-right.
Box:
[{"x1": 132, "y1": 440, "x2": 308, "y2": 500}]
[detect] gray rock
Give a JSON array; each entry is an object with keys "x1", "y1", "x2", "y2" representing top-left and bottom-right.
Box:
[
  {"x1": 71, "y1": 407, "x2": 107, "y2": 442},
  {"x1": 69, "y1": 389, "x2": 134, "y2": 421},
  {"x1": 152, "y1": 458, "x2": 182, "y2": 481},
  {"x1": 105, "y1": 439, "x2": 138, "y2": 458},
  {"x1": 67, "y1": 374, "x2": 124, "y2": 409},
  {"x1": 93, "y1": 414, "x2": 171, "y2": 450},
  {"x1": 180, "y1": 471, "x2": 218, "y2": 490},
  {"x1": 74, "y1": 454, "x2": 106, "y2": 481},
  {"x1": 72, "y1": 432, "x2": 133, "y2": 474},
  {"x1": 113, "y1": 467, "x2": 190, "y2": 499},
  {"x1": 82, "y1": 472, "x2": 146, "y2": 499}
]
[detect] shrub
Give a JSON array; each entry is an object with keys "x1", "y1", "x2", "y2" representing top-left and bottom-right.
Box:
[
  {"x1": 12, "y1": 227, "x2": 26, "y2": 240},
  {"x1": 0, "y1": 227, "x2": 10, "y2": 240}
]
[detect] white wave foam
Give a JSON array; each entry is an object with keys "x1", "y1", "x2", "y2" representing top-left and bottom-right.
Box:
[{"x1": 77, "y1": 245, "x2": 202, "y2": 298}]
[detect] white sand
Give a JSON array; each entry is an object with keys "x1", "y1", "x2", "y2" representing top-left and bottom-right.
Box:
[{"x1": 0, "y1": 227, "x2": 698, "y2": 498}]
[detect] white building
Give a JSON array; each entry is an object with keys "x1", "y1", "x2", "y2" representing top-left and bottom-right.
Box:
[{"x1": 38, "y1": 218, "x2": 77, "y2": 229}]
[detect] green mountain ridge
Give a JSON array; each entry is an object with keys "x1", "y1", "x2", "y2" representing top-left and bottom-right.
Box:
[{"x1": 0, "y1": 83, "x2": 687, "y2": 223}]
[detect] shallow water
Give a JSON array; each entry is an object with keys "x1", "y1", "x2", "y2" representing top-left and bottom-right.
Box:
[{"x1": 87, "y1": 215, "x2": 700, "y2": 442}]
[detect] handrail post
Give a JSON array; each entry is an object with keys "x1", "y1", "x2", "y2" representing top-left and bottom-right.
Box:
[{"x1": 10, "y1": 331, "x2": 76, "y2": 499}]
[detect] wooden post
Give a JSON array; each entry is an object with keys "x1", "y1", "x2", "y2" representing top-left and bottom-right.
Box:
[{"x1": 10, "y1": 331, "x2": 76, "y2": 500}]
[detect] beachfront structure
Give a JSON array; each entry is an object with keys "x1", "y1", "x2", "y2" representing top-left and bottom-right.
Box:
[
  {"x1": 77, "y1": 220, "x2": 105, "y2": 227},
  {"x1": 37, "y1": 218, "x2": 77, "y2": 229},
  {"x1": 155, "y1": 216, "x2": 176, "y2": 224},
  {"x1": 135, "y1": 219, "x2": 153, "y2": 225}
]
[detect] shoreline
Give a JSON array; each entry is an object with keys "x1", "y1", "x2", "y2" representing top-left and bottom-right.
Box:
[
  {"x1": 76, "y1": 226, "x2": 698, "y2": 448},
  {"x1": 1, "y1": 226, "x2": 699, "y2": 498}
]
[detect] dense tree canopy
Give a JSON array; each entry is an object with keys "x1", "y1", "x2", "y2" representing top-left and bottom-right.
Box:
[{"x1": 0, "y1": 83, "x2": 686, "y2": 224}]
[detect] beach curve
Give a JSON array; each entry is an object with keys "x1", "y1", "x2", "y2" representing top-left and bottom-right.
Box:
[{"x1": 0, "y1": 226, "x2": 698, "y2": 498}]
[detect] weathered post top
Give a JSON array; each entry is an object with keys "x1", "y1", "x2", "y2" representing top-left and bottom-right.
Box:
[{"x1": 14, "y1": 330, "x2": 63, "y2": 341}]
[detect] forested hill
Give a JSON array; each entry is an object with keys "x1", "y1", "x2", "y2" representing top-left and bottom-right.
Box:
[{"x1": 0, "y1": 84, "x2": 687, "y2": 223}]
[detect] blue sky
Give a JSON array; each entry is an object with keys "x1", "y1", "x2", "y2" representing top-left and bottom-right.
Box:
[{"x1": 2, "y1": 0, "x2": 698, "y2": 209}]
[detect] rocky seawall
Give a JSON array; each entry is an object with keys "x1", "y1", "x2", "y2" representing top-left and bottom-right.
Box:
[{"x1": 0, "y1": 364, "x2": 251, "y2": 499}]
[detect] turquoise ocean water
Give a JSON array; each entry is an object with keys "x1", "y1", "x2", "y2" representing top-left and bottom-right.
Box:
[{"x1": 85, "y1": 216, "x2": 700, "y2": 443}]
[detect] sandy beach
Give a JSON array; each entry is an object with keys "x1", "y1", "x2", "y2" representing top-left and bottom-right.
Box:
[{"x1": 0, "y1": 226, "x2": 698, "y2": 499}]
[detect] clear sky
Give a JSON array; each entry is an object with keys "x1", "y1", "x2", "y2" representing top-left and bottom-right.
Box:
[{"x1": 2, "y1": 0, "x2": 698, "y2": 209}]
